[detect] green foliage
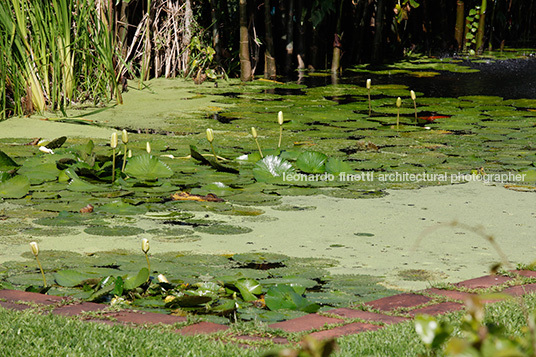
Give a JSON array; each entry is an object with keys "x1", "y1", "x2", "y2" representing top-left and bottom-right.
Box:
[
  {"x1": 0, "y1": 0, "x2": 121, "y2": 119},
  {"x1": 124, "y1": 153, "x2": 174, "y2": 181},
  {"x1": 265, "y1": 284, "x2": 320, "y2": 313},
  {"x1": 296, "y1": 151, "x2": 328, "y2": 174},
  {"x1": 415, "y1": 295, "x2": 535, "y2": 356}
]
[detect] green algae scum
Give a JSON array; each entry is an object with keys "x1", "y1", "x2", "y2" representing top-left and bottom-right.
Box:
[{"x1": 0, "y1": 54, "x2": 536, "y2": 323}]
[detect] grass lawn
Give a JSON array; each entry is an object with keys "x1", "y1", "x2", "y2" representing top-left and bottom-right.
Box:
[{"x1": 1, "y1": 293, "x2": 535, "y2": 356}]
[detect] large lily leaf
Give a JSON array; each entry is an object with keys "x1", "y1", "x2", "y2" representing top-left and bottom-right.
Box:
[
  {"x1": 325, "y1": 157, "x2": 353, "y2": 176},
  {"x1": 296, "y1": 151, "x2": 328, "y2": 174},
  {"x1": 190, "y1": 145, "x2": 239, "y2": 173},
  {"x1": 0, "y1": 175, "x2": 30, "y2": 198},
  {"x1": 125, "y1": 153, "x2": 173, "y2": 181},
  {"x1": 123, "y1": 268, "x2": 149, "y2": 290},
  {"x1": 234, "y1": 278, "x2": 262, "y2": 302},
  {"x1": 253, "y1": 155, "x2": 294, "y2": 183},
  {"x1": 54, "y1": 270, "x2": 94, "y2": 287},
  {"x1": 0, "y1": 150, "x2": 19, "y2": 170},
  {"x1": 264, "y1": 284, "x2": 319, "y2": 313}
]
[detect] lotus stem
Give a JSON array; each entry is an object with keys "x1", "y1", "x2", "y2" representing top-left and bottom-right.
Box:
[
  {"x1": 366, "y1": 79, "x2": 372, "y2": 116},
  {"x1": 277, "y1": 111, "x2": 284, "y2": 148},
  {"x1": 396, "y1": 97, "x2": 402, "y2": 130},
  {"x1": 111, "y1": 132, "x2": 118, "y2": 182},
  {"x1": 121, "y1": 129, "x2": 128, "y2": 172},
  {"x1": 410, "y1": 90, "x2": 417, "y2": 121},
  {"x1": 30, "y1": 242, "x2": 47, "y2": 287},
  {"x1": 251, "y1": 127, "x2": 263, "y2": 158}
]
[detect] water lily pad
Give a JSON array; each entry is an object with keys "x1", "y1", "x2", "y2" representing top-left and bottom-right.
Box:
[
  {"x1": 194, "y1": 224, "x2": 252, "y2": 235},
  {"x1": 296, "y1": 151, "x2": 328, "y2": 174},
  {"x1": 84, "y1": 225, "x2": 145, "y2": 236},
  {"x1": 34, "y1": 211, "x2": 89, "y2": 227},
  {"x1": 125, "y1": 153, "x2": 174, "y2": 180},
  {"x1": 0, "y1": 175, "x2": 30, "y2": 198},
  {"x1": 0, "y1": 150, "x2": 19, "y2": 170},
  {"x1": 97, "y1": 201, "x2": 148, "y2": 215}
]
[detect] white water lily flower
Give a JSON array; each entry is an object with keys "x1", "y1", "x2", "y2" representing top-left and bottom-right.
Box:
[
  {"x1": 110, "y1": 132, "x2": 118, "y2": 149},
  {"x1": 236, "y1": 154, "x2": 249, "y2": 161},
  {"x1": 38, "y1": 146, "x2": 54, "y2": 154},
  {"x1": 263, "y1": 155, "x2": 292, "y2": 177},
  {"x1": 30, "y1": 242, "x2": 39, "y2": 256},
  {"x1": 213, "y1": 182, "x2": 226, "y2": 188}
]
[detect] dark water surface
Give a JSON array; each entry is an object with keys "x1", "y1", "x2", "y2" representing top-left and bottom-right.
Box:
[{"x1": 303, "y1": 58, "x2": 536, "y2": 99}]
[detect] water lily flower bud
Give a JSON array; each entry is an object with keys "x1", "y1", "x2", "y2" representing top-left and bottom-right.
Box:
[
  {"x1": 121, "y1": 129, "x2": 128, "y2": 144},
  {"x1": 206, "y1": 128, "x2": 214, "y2": 143},
  {"x1": 141, "y1": 238, "x2": 150, "y2": 254},
  {"x1": 157, "y1": 274, "x2": 169, "y2": 283},
  {"x1": 366, "y1": 79, "x2": 371, "y2": 90},
  {"x1": 278, "y1": 111, "x2": 284, "y2": 126},
  {"x1": 30, "y1": 242, "x2": 39, "y2": 256},
  {"x1": 251, "y1": 127, "x2": 258, "y2": 139},
  {"x1": 396, "y1": 97, "x2": 402, "y2": 108},
  {"x1": 410, "y1": 90, "x2": 416, "y2": 101},
  {"x1": 110, "y1": 132, "x2": 118, "y2": 149},
  {"x1": 39, "y1": 146, "x2": 54, "y2": 154},
  {"x1": 128, "y1": 149, "x2": 132, "y2": 158},
  {"x1": 146, "y1": 142, "x2": 151, "y2": 154}
]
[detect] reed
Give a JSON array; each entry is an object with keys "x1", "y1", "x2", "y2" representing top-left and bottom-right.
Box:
[{"x1": 0, "y1": 0, "x2": 122, "y2": 119}]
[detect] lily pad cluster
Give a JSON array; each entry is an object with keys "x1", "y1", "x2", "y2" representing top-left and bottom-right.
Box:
[{"x1": 0, "y1": 250, "x2": 396, "y2": 323}]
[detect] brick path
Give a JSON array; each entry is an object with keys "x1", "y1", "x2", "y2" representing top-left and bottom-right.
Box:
[{"x1": 2, "y1": 271, "x2": 536, "y2": 345}]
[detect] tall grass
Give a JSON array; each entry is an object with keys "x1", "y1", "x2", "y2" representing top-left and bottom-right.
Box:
[{"x1": 0, "y1": 0, "x2": 122, "y2": 119}]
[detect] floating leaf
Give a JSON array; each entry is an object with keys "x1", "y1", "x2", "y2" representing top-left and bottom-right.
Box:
[
  {"x1": 296, "y1": 151, "x2": 328, "y2": 174},
  {"x1": 123, "y1": 268, "x2": 149, "y2": 290},
  {"x1": 325, "y1": 157, "x2": 353, "y2": 175},
  {"x1": 0, "y1": 150, "x2": 19, "y2": 170},
  {"x1": 54, "y1": 270, "x2": 94, "y2": 287},
  {"x1": 264, "y1": 284, "x2": 320, "y2": 313},
  {"x1": 125, "y1": 153, "x2": 173, "y2": 181},
  {"x1": 97, "y1": 201, "x2": 148, "y2": 215},
  {"x1": 84, "y1": 225, "x2": 145, "y2": 236},
  {"x1": 45, "y1": 136, "x2": 67, "y2": 149},
  {"x1": 0, "y1": 175, "x2": 30, "y2": 198},
  {"x1": 234, "y1": 278, "x2": 262, "y2": 302}
]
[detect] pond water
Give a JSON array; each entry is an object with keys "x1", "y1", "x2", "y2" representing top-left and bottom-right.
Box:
[{"x1": 0, "y1": 54, "x2": 535, "y2": 323}]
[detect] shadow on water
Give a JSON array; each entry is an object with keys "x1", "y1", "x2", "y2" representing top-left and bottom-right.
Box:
[{"x1": 305, "y1": 58, "x2": 536, "y2": 99}]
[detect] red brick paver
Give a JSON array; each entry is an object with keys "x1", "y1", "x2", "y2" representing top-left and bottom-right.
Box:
[
  {"x1": 408, "y1": 302, "x2": 465, "y2": 316},
  {"x1": 52, "y1": 302, "x2": 107, "y2": 316},
  {"x1": 105, "y1": 310, "x2": 188, "y2": 325},
  {"x1": 364, "y1": 293, "x2": 431, "y2": 311},
  {"x1": 424, "y1": 288, "x2": 475, "y2": 301},
  {"x1": 0, "y1": 289, "x2": 68, "y2": 305},
  {"x1": 177, "y1": 321, "x2": 230, "y2": 335},
  {"x1": 308, "y1": 322, "x2": 382, "y2": 340},
  {"x1": 328, "y1": 307, "x2": 409, "y2": 324},
  {"x1": 268, "y1": 314, "x2": 342, "y2": 333},
  {"x1": 456, "y1": 275, "x2": 512, "y2": 289}
]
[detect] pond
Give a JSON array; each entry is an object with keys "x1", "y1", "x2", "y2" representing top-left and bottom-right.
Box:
[{"x1": 0, "y1": 53, "x2": 535, "y2": 323}]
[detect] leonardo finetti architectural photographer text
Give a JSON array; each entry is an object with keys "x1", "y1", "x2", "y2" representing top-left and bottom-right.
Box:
[{"x1": 282, "y1": 172, "x2": 527, "y2": 184}]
